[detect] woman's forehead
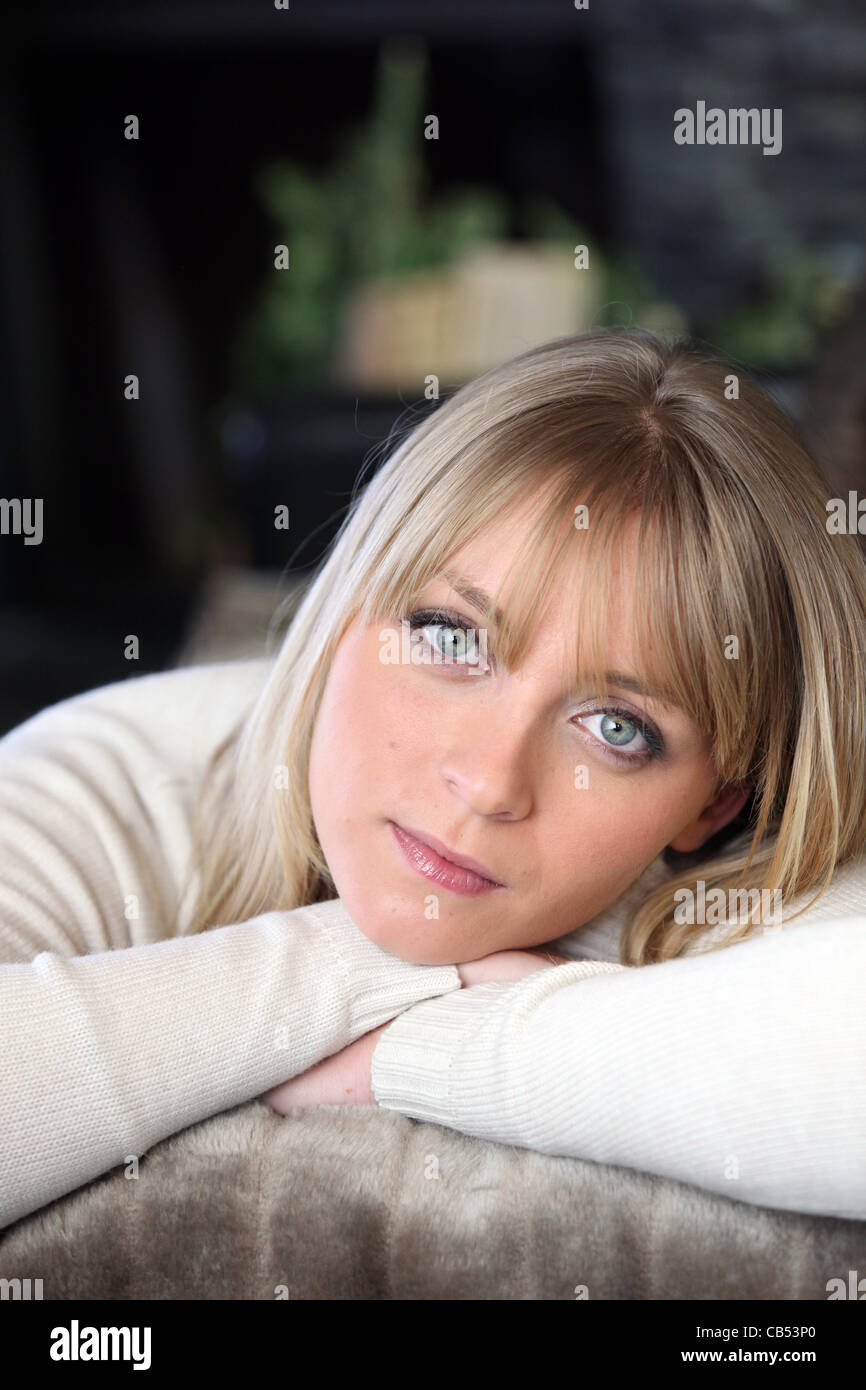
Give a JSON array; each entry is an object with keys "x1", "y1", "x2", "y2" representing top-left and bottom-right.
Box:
[{"x1": 437, "y1": 505, "x2": 642, "y2": 619}]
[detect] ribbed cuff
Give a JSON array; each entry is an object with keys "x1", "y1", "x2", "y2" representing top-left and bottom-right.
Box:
[
  {"x1": 370, "y1": 961, "x2": 627, "y2": 1130},
  {"x1": 299, "y1": 897, "x2": 463, "y2": 1035}
]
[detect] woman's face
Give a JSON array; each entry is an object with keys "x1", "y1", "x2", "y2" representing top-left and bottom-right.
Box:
[{"x1": 308, "y1": 500, "x2": 748, "y2": 964}]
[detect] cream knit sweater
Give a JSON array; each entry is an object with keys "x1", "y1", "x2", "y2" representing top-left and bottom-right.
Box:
[{"x1": 1, "y1": 658, "x2": 864, "y2": 1229}]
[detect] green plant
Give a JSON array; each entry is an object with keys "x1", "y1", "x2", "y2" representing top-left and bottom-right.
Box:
[
  {"x1": 230, "y1": 38, "x2": 508, "y2": 396},
  {"x1": 229, "y1": 38, "x2": 695, "y2": 398},
  {"x1": 704, "y1": 243, "x2": 852, "y2": 368}
]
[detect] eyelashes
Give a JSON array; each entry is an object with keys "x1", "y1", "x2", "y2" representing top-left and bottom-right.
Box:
[
  {"x1": 401, "y1": 608, "x2": 667, "y2": 765},
  {"x1": 576, "y1": 707, "x2": 666, "y2": 764},
  {"x1": 404, "y1": 607, "x2": 489, "y2": 667}
]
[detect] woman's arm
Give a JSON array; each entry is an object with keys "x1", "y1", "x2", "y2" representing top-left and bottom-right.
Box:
[
  {"x1": 262, "y1": 947, "x2": 575, "y2": 1111},
  {"x1": 0, "y1": 903, "x2": 461, "y2": 1230},
  {"x1": 369, "y1": 915, "x2": 866, "y2": 1220},
  {"x1": 0, "y1": 677, "x2": 461, "y2": 1229}
]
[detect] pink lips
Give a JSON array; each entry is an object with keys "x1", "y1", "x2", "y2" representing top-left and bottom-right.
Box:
[{"x1": 390, "y1": 821, "x2": 504, "y2": 896}]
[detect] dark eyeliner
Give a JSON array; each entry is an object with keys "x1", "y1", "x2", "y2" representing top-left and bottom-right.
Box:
[
  {"x1": 595, "y1": 704, "x2": 666, "y2": 761},
  {"x1": 402, "y1": 607, "x2": 489, "y2": 667},
  {"x1": 405, "y1": 607, "x2": 475, "y2": 630}
]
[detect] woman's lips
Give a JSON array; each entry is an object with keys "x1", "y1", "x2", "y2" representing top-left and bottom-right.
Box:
[{"x1": 389, "y1": 821, "x2": 505, "y2": 896}]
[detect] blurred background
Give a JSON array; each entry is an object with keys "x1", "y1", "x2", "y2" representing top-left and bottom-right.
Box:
[{"x1": 1, "y1": 0, "x2": 864, "y2": 733}]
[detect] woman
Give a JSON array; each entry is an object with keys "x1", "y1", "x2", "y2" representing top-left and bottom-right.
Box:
[{"x1": 1, "y1": 328, "x2": 864, "y2": 1230}]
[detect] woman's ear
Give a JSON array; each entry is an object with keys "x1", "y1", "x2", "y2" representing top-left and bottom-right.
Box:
[{"x1": 667, "y1": 781, "x2": 752, "y2": 854}]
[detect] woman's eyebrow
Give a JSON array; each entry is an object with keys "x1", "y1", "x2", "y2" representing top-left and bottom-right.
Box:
[
  {"x1": 440, "y1": 570, "x2": 681, "y2": 709},
  {"x1": 600, "y1": 671, "x2": 682, "y2": 710},
  {"x1": 441, "y1": 570, "x2": 505, "y2": 626}
]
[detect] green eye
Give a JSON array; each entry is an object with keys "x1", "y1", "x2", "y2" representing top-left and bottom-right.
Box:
[
  {"x1": 405, "y1": 608, "x2": 489, "y2": 669},
  {"x1": 575, "y1": 708, "x2": 663, "y2": 762},
  {"x1": 434, "y1": 625, "x2": 469, "y2": 659},
  {"x1": 600, "y1": 713, "x2": 638, "y2": 747}
]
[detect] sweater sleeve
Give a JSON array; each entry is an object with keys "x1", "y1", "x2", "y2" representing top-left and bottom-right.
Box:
[
  {"x1": 0, "y1": 677, "x2": 461, "y2": 1229},
  {"x1": 370, "y1": 915, "x2": 866, "y2": 1220},
  {"x1": 0, "y1": 901, "x2": 461, "y2": 1230}
]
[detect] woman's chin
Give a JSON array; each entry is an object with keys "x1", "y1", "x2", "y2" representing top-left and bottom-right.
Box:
[
  {"x1": 338, "y1": 892, "x2": 461, "y2": 964},
  {"x1": 360, "y1": 920, "x2": 459, "y2": 966}
]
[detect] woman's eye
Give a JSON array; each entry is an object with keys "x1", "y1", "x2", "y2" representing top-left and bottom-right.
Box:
[
  {"x1": 426, "y1": 623, "x2": 470, "y2": 661},
  {"x1": 418, "y1": 622, "x2": 482, "y2": 665},
  {"x1": 577, "y1": 709, "x2": 661, "y2": 761},
  {"x1": 404, "y1": 610, "x2": 490, "y2": 669}
]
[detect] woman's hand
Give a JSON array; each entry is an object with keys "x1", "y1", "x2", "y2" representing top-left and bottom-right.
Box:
[
  {"x1": 261, "y1": 1023, "x2": 390, "y2": 1113},
  {"x1": 260, "y1": 947, "x2": 572, "y2": 1112},
  {"x1": 456, "y1": 946, "x2": 573, "y2": 987}
]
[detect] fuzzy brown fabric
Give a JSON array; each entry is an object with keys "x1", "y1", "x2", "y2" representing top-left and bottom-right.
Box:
[{"x1": 1, "y1": 1102, "x2": 863, "y2": 1300}]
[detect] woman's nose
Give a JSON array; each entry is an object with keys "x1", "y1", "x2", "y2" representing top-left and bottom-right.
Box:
[{"x1": 438, "y1": 705, "x2": 536, "y2": 819}]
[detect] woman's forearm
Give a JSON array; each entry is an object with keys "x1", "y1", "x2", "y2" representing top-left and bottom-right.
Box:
[
  {"x1": 262, "y1": 948, "x2": 574, "y2": 1110},
  {"x1": 0, "y1": 901, "x2": 461, "y2": 1229},
  {"x1": 369, "y1": 915, "x2": 866, "y2": 1220}
]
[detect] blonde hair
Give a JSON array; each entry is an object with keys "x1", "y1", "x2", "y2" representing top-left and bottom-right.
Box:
[{"x1": 183, "y1": 327, "x2": 866, "y2": 965}]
